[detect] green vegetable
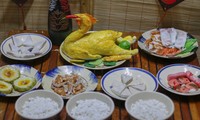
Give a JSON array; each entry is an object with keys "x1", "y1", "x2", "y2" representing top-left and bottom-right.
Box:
[
  {"x1": 89, "y1": 59, "x2": 103, "y2": 66},
  {"x1": 13, "y1": 77, "x2": 36, "y2": 92},
  {"x1": 84, "y1": 62, "x2": 95, "y2": 68},
  {"x1": 103, "y1": 61, "x2": 116, "y2": 66},
  {"x1": 179, "y1": 45, "x2": 197, "y2": 54},
  {"x1": 177, "y1": 38, "x2": 197, "y2": 56},
  {"x1": 119, "y1": 41, "x2": 131, "y2": 50},
  {"x1": 117, "y1": 36, "x2": 137, "y2": 44},
  {"x1": 184, "y1": 38, "x2": 197, "y2": 48}
]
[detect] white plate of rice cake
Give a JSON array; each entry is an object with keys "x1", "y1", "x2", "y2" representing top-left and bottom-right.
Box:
[
  {"x1": 101, "y1": 67, "x2": 158, "y2": 101},
  {"x1": 0, "y1": 33, "x2": 52, "y2": 60}
]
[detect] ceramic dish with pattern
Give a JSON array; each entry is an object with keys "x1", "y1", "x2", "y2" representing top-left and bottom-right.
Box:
[
  {"x1": 157, "y1": 64, "x2": 200, "y2": 96},
  {"x1": 138, "y1": 28, "x2": 198, "y2": 59},
  {"x1": 42, "y1": 65, "x2": 98, "y2": 99},
  {"x1": 59, "y1": 42, "x2": 126, "y2": 70},
  {"x1": 0, "y1": 64, "x2": 42, "y2": 97},
  {"x1": 0, "y1": 33, "x2": 52, "y2": 60},
  {"x1": 101, "y1": 67, "x2": 158, "y2": 101}
]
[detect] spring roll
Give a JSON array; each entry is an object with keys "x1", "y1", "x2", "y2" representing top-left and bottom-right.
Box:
[
  {"x1": 159, "y1": 28, "x2": 172, "y2": 47},
  {"x1": 168, "y1": 28, "x2": 177, "y2": 46},
  {"x1": 175, "y1": 30, "x2": 187, "y2": 49}
]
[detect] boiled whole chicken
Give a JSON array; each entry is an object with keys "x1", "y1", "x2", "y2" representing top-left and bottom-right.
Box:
[{"x1": 61, "y1": 13, "x2": 138, "y2": 61}]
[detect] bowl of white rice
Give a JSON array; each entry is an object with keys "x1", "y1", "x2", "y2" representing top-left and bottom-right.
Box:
[
  {"x1": 125, "y1": 91, "x2": 174, "y2": 120},
  {"x1": 15, "y1": 90, "x2": 64, "y2": 120},
  {"x1": 66, "y1": 92, "x2": 115, "y2": 120}
]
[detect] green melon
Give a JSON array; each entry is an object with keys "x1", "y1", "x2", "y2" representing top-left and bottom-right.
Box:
[
  {"x1": 0, "y1": 66, "x2": 20, "y2": 83},
  {"x1": 13, "y1": 77, "x2": 36, "y2": 92},
  {"x1": 0, "y1": 80, "x2": 13, "y2": 94}
]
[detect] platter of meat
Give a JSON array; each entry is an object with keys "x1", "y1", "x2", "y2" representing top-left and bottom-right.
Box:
[
  {"x1": 59, "y1": 46, "x2": 126, "y2": 70},
  {"x1": 138, "y1": 28, "x2": 198, "y2": 59},
  {"x1": 0, "y1": 33, "x2": 52, "y2": 60},
  {"x1": 157, "y1": 64, "x2": 200, "y2": 96},
  {"x1": 42, "y1": 65, "x2": 98, "y2": 99},
  {"x1": 101, "y1": 67, "x2": 158, "y2": 101}
]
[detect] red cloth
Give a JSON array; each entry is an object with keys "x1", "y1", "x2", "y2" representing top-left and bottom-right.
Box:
[{"x1": 158, "y1": 0, "x2": 184, "y2": 11}]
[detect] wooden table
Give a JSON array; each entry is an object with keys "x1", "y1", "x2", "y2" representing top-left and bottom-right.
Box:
[{"x1": 0, "y1": 30, "x2": 200, "y2": 120}]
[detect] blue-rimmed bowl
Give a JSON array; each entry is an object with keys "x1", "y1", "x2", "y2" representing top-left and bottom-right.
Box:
[
  {"x1": 0, "y1": 64, "x2": 42, "y2": 97},
  {"x1": 101, "y1": 67, "x2": 158, "y2": 101},
  {"x1": 42, "y1": 65, "x2": 98, "y2": 99},
  {"x1": 157, "y1": 64, "x2": 200, "y2": 96},
  {"x1": 0, "y1": 33, "x2": 52, "y2": 61},
  {"x1": 66, "y1": 92, "x2": 115, "y2": 120},
  {"x1": 15, "y1": 90, "x2": 64, "y2": 120},
  {"x1": 138, "y1": 28, "x2": 198, "y2": 59},
  {"x1": 125, "y1": 91, "x2": 174, "y2": 120}
]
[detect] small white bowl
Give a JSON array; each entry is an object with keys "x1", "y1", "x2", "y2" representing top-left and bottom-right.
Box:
[
  {"x1": 66, "y1": 92, "x2": 115, "y2": 120},
  {"x1": 15, "y1": 90, "x2": 64, "y2": 120},
  {"x1": 125, "y1": 91, "x2": 174, "y2": 120}
]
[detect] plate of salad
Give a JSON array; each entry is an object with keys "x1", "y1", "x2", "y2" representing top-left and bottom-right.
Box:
[{"x1": 138, "y1": 28, "x2": 198, "y2": 59}]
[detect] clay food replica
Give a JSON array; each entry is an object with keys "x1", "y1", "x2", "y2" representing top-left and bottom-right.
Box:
[
  {"x1": 51, "y1": 74, "x2": 88, "y2": 97},
  {"x1": 0, "y1": 65, "x2": 36, "y2": 94},
  {"x1": 61, "y1": 13, "x2": 138, "y2": 62}
]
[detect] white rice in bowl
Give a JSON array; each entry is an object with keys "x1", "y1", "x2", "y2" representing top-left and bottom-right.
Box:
[
  {"x1": 15, "y1": 90, "x2": 64, "y2": 120},
  {"x1": 125, "y1": 91, "x2": 174, "y2": 120},
  {"x1": 21, "y1": 96, "x2": 60, "y2": 119},
  {"x1": 71, "y1": 99, "x2": 111, "y2": 120},
  {"x1": 130, "y1": 99, "x2": 168, "y2": 120},
  {"x1": 66, "y1": 92, "x2": 115, "y2": 120}
]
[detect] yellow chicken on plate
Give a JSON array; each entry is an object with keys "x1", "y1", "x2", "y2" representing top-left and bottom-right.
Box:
[{"x1": 61, "y1": 13, "x2": 138, "y2": 62}]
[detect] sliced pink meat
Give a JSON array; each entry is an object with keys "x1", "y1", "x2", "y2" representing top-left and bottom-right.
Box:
[
  {"x1": 186, "y1": 71, "x2": 193, "y2": 77},
  {"x1": 186, "y1": 71, "x2": 200, "y2": 87},
  {"x1": 176, "y1": 86, "x2": 190, "y2": 93},
  {"x1": 188, "y1": 76, "x2": 200, "y2": 87},
  {"x1": 168, "y1": 79, "x2": 180, "y2": 89},
  {"x1": 167, "y1": 72, "x2": 187, "y2": 81},
  {"x1": 177, "y1": 77, "x2": 190, "y2": 84},
  {"x1": 185, "y1": 82, "x2": 198, "y2": 90}
]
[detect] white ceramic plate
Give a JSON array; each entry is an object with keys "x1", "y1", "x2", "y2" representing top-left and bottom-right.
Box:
[
  {"x1": 138, "y1": 28, "x2": 198, "y2": 59},
  {"x1": 59, "y1": 42, "x2": 126, "y2": 70},
  {"x1": 42, "y1": 65, "x2": 98, "y2": 99},
  {"x1": 0, "y1": 64, "x2": 42, "y2": 97},
  {"x1": 0, "y1": 33, "x2": 52, "y2": 60},
  {"x1": 157, "y1": 64, "x2": 200, "y2": 96},
  {"x1": 101, "y1": 67, "x2": 158, "y2": 101}
]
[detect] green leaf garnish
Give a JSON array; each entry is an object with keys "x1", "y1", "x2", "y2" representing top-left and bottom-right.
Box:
[
  {"x1": 88, "y1": 59, "x2": 103, "y2": 66},
  {"x1": 184, "y1": 38, "x2": 197, "y2": 48},
  {"x1": 84, "y1": 62, "x2": 95, "y2": 68},
  {"x1": 103, "y1": 61, "x2": 116, "y2": 66}
]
